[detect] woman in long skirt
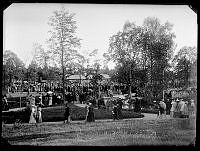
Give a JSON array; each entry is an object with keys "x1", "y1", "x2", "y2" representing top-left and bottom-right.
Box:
[
  {"x1": 85, "y1": 102, "x2": 90, "y2": 122},
  {"x1": 64, "y1": 103, "x2": 70, "y2": 123},
  {"x1": 29, "y1": 105, "x2": 37, "y2": 124},
  {"x1": 86, "y1": 102, "x2": 93, "y2": 122},
  {"x1": 90, "y1": 103, "x2": 95, "y2": 122}
]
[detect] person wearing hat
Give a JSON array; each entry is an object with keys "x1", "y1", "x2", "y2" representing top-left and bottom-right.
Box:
[
  {"x1": 29, "y1": 102, "x2": 37, "y2": 124},
  {"x1": 179, "y1": 99, "x2": 185, "y2": 117},
  {"x1": 90, "y1": 102, "x2": 95, "y2": 122},
  {"x1": 112, "y1": 104, "x2": 119, "y2": 120},
  {"x1": 189, "y1": 99, "x2": 196, "y2": 117},
  {"x1": 173, "y1": 98, "x2": 180, "y2": 117},
  {"x1": 36, "y1": 96, "x2": 44, "y2": 123},
  {"x1": 159, "y1": 100, "x2": 166, "y2": 119},
  {"x1": 85, "y1": 102, "x2": 91, "y2": 122},
  {"x1": 170, "y1": 99, "x2": 177, "y2": 118},
  {"x1": 182, "y1": 101, "x2": 189, "y2": 118},
  {"x1": 2, "y1": 95, "x2": 9, "y2": 111}
]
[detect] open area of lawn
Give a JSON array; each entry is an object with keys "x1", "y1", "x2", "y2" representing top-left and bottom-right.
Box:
[
  {"x1": 2, "y1": 117, "x2": 196, "y2": 146},
  {"x1": 2, "y1": 103, "x2": 144, "y2": 124}
]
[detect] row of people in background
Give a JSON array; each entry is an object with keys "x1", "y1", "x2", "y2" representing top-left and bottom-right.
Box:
[
  {"x1": 7, "y1": 81, "x2": 65, "y2": 93},
  {"x1": 7, "y1": 80, "x2": 128, "y2": 98}
]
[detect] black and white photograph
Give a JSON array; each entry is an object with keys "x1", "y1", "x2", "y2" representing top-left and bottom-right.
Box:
[{"x1": 2, "y1": 3, "x2": 197, "y2": 146}]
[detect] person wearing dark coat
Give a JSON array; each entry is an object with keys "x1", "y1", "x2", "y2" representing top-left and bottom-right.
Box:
[
  {"x1": 117, "y1": 104, "x2": 122, "y2": 119},
  {"x1": 112, "y1": 105, "x2": 119, "y2": 120},
  {"x1": 86, "y1": 102, "x2": 95, "y2": 122},
  {"x1": 64, "y1": 103, "x2": 70, "y2": 123},
  {"x1": 90, "y1": 103, "x2": 95, "y2": 122}
]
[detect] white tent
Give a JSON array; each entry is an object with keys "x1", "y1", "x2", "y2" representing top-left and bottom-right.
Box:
[
  {"x1": 47, "y1": 91, "x2": 53, "y2": 94},
  {"x1": 66, "y1": 75, "x2": 86, "y2": 80}
]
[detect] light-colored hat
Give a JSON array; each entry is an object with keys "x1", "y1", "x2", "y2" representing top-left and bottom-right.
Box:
[{"x1": 176, "y1": 98, "x2": 180, "y2": 102}]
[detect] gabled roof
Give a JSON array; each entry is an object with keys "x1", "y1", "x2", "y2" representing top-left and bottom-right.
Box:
[
  {"x1": 100, "y1": 74, "x2": 110, "y2": 79},
  {"x1": 66, "y1": 74, "x2": 86, "y2": 80}
]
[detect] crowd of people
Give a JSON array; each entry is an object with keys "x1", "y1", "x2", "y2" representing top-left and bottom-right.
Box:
[
  {"x1": 170, "y1": 98, "x2": 196, "y2": 118},
  {"x1": 3, "y1": 80, "x2": 196, "y2": 124},
  {"x1": 7, "y1": 81, "x2": 56, "y2": 93},
  {"x1": 155, "y1": 98, "x2": 196, "y2": 119}
]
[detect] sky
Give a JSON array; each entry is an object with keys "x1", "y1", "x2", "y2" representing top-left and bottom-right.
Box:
[{"x1": 3, "y1": 3, "x2": 197, "y2": 69}]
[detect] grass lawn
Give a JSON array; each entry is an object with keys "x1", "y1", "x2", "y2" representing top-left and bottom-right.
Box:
[
  {"x1": 2, "y1": 103, "x2": 144, "y2": 123},
  {"x1": 2, "y1": 117, "x2": 195, "y2": 146}
]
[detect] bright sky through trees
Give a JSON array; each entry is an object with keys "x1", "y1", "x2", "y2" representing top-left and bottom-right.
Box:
[{"x1": 3, "y1": 4, "x2": 197, "y2": 69}]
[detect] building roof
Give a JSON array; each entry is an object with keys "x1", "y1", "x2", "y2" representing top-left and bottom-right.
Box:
[
  {"x1": 66, "y1": 74, "x2": 86, "y2": 80},
  {"x1": 100, "y1": 74, "x2": 110, "y2": 79}
]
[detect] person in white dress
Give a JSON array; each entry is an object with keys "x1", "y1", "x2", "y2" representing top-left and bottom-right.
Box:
[
  {"x1": 29, "y1": 105, "x2": 37, "y2": 124},
  {"x1": 189, "y1": 99, "x2": 196, "y2": 117},
  {"x1": 36, "y1": 97, "x2": 43, "y2": 123},
  {"x1": 170, "y1": 99, "x2": 177, "y2": 118},
  {"x1": 29, "y1": 96, "x2": 37, "y2": 124},
  {"x1": 159, "y1": 100, "x2": 166, "y2": 118},
  {"x1": 49, "y1": 95, "x2": 53, "y2": 106}
]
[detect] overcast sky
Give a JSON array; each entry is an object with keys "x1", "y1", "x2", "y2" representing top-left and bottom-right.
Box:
[{"x1": 3, "y1": 3, "x2": 197, "y2": 69}]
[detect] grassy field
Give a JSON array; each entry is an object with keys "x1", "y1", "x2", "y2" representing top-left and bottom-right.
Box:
[
  {"x1": 2, "y1": 117, "x2": 196, "y2": 146},
  {"x1": 2, "y1": 103, "x2": 144, "y2": 123}
]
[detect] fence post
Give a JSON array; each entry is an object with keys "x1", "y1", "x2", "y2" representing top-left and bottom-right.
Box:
[{"x1": 20, "y1": 95, "x2": 21, "y2": 108}]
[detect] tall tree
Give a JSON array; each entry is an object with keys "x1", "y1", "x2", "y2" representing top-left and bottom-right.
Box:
[
  {"x1": 27, "y1": 60, "x2": 38, "y2": 82},
  {"x1": 108, "y1": 21, "x2": 144, "y2": 97},
  {"x1": 141, "y1": 17, "x2": 175, "y2": 99},
  {"x1": 47, "y1": 7, "x2": 81, "y2": 102},
  {"x1": 32, "y1": 42, "x2": 50, "y2": 70}
]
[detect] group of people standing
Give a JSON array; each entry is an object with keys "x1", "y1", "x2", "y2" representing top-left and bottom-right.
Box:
[
  {"x1": 63, "y1": 102, "x2": 95, "y2": 123},
  {"x1": 28, "y1": 95, "x2": 43, "y2": 124},
  {"x1": 170, "y1": 98, "x2": 196, "y2": 118},
  {"x1": 63, "y1": 101, "x2": 123, "y2": 124},
  {"x1": 155, "y1": 98, "x2": 196, "y2": 119}
]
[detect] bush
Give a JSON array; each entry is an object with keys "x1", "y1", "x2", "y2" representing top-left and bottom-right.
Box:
[
  {"x1": 140, "y1": 108, "x2": 158, "y2": 114},
  {"x1": 2, "y1": 107, "x2": 31, "y2": 124}
]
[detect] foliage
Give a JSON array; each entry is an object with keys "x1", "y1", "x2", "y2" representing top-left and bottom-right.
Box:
[
  {"x1": 107, "y1": 17, "x2": 176, "y2": 101},
  {"x1": 26, "y1": 60, "x2": 38, "y2": 82},
  {"x1": 3, "y1": 50, "x2": 26, "y2": 87},
  {"x1": 32, "y1": 43, "x2": 50, "y2": 69},
  {"x1": 172, "y1": 46, "x2": 197, "y2": 88},
  {"x1": 47, "y1": 7, "x2": 81, "y2": 69}
]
